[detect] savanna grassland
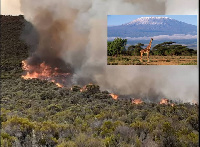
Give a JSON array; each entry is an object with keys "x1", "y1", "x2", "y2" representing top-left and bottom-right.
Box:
[
  {"x1": 107, "y1": 55, "x2": 197, "y2": 65},
  {"x1": 107, "y1": 38, "x2": 197, "y2": 65},
  {"x1": 1, "y1": 15, "x2": 199, "y2": 147}
]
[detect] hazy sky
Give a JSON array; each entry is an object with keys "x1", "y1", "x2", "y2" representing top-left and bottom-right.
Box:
[
  {"x1": 1, "y1": 0, "x2": 22, "y2": 15},
  {"x1": 107, "y1": 15, "x2": 197, "y2": 26}
]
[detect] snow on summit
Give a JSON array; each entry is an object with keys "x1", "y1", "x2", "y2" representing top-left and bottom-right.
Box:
[{"x1": 123, "y1": 17, "x2": 174, "y2": 25}]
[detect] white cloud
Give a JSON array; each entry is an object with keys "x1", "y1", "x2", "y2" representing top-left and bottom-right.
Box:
[{"x1": 108, "y1": 34, "x2": 197, "y2": 40}]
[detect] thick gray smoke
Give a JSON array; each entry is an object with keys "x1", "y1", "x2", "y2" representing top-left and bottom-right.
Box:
[{"x1": 20, "y1": 0, "x2": 198, "y2": 102}]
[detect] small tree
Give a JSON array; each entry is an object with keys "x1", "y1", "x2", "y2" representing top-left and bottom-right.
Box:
[
  {"x1": 135, "y1": 43, "x2": 144, "y2": 56},
  {"x1": 127, "y1": 45, "x2": 135, "y2": 56},
  {"x1": 107, "y1": 38, "x2": 127, "y2": 56}
]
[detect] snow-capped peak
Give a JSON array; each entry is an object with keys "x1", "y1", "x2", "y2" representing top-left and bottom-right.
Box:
[{"x1": 123, "y1": 17, "x2": 173, "y2": 25}]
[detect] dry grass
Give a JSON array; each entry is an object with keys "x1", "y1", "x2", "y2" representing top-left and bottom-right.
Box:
[{"x1": 107, "y1": 56, "x2": 197, "y2": 65}]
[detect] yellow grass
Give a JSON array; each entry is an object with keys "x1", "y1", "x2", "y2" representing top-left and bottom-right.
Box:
[{"x1": 107, "y1": 56, "x2": 197, "y2": 65}]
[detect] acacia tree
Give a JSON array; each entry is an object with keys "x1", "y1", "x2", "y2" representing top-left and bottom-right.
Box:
[
  {"x1": 152, "y1": 42, "x2": 196, "y2": 56},
  {"x1": 126, "y1": 43, "x2": 144, "y2": 56},
  {"x1": 127, "y1": 45, "x2": 135, "y2": 56}
]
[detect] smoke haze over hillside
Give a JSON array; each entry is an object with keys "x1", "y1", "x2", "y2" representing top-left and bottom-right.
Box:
[{"x1": 2, "y1": 0, "x2": 198, "y2": 102}]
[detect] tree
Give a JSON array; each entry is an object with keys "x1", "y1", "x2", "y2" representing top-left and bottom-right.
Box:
[
  {"x1": 134, "y1": 43, "x2": 144, "y2": 56},
  {"x1": 107, "y1": 41, "x2": 113, "y2": 56},
  {"x1": 127, "y1": 45, "x2": 135, "y2": 55},
  {"x1": 107, "y1": 38, "x2": 127, "y2": 56},
  {"x1": 152, "y1": 41, "x2": 197, "y2": 56}
]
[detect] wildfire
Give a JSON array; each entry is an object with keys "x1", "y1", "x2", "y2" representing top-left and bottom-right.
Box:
[
  {"x1": 159, "y1": 98, "x2": 174, "y2": 106},
  {"x1": 51, "y1": 80, "x2": 63, "y2": 88},
  {"x1": 79, "y1": 83, "x2": 95, "y2": 92},
  {"x1": 192, "y1": 100, "x2": 198, "y2": 105},
  {"x1": 80, "y1": 85, "x2": 88, "y2": 92},
  {"x1": 160, "y1": 98, "x2": 169, "y2": 105},
  {"x1": 132, "y1": 98, "x2": 143, "y2": 104},
  {"x1": 21, "y1": 60, "x2": 70, "y2": 87},
  {"x1": 109, "y1": 93, "x2": 118, "y2": 100}
]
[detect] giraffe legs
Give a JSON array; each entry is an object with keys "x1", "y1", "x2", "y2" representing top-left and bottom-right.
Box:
[
  {"x1": 140, "y1": 51, "x2": 150, "y2": 62},
  {"x1": 147, "y1": 52, "x2": 150, "y2": 62},
  {"x1": 140, "y1": 52, "x2": 143, "y2": 62}
]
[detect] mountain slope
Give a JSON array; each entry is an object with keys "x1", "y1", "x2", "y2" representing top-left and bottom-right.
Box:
[{"x1": 107, "y1": 17, "x2": 197, "y2": 38}]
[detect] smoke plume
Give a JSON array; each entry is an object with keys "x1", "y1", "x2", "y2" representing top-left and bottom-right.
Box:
[{"x1": 19, "y1": 0, "x2": 198, "y2": 102}]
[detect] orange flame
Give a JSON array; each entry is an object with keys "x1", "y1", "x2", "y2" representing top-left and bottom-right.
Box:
[
  {"x1": 159, "y1": 98, "x2": 174, "y2": 106},
  {"x1": 160, "y1": 98, "x2": 169, "y2": 105},
  {"x1": 109, "y1": 93, "x2": 118, "y2": 100},
  {"x1": 171, "y1": 103, "x2": 175, "y2": 107},
  {"x1": 132, "y1": 98, "x2": 143, "y2": 104},
  {"x1": 80, "y1": 85, "x2": 87, "y2": 92},
  {"x1": 79, "y1": 83, "x2": 94, "y2": 92},
  {"x1": 192, "y1": 100, "x2": 198, "y2": 105},
  {"x1": 21, "y1": 60, "x2": 69, "y2": 88},
  {"x1": 51, "y1": 80, "x2": 63, "y2": 88},
  {"x1": 55, "y1": 83, "x2": 63, "y2": 87},
  {"x1": 22, "y1": 72, "x2": 40, "y2": 79}
]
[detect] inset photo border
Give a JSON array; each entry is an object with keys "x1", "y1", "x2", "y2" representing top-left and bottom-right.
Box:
[{"x1": 107, "y1": 15, "x2": 197, "y2": 65}]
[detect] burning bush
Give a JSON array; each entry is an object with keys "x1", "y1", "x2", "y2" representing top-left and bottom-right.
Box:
[
  {"x1": 109, "y1": 94, "x2": 119, "y2": 100},
  {"x1": 80, "y1": 84, "x2": 100, "y2": 95},
  {"x1": 159, "y1": 98, "x2": 175, "y2": 106},
  {"x1": 21, "y1": 60, "x2": 72, "y2": 87},
  {"x1": 132, "y1": 98, "x2": 143, "y2": 104}
]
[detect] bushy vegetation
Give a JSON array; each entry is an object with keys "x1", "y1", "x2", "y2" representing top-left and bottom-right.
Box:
[
  {"x1": 1, "y1": 78, "x2": 199, "y2": 146},
  {"x1": 1, "y1": 15, "x2": 29, "y2": 79},
  {"x1": 107, "y1": 38, "x2": 127, "y2": 56},
  {"x1": 1, "y1": 15, "x2": 199, "y2": 147},
  {"x1": 107, "y1": 38, "x2": 197, "y2": 57},
  {"x1": 152, "y1": 41, "x2": 197, "y2": 56}
]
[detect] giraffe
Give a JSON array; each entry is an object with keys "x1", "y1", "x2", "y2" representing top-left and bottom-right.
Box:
[{"x1": 140, "y1": 38, "x2": 153, "y2": 62}]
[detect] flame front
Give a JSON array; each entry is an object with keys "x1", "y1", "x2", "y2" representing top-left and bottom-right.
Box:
[
  {"x1": 21, "y1": 60, "x2": 70, "y2": 87},
  {"x1": 80, "y1": 85, "x2": 88, "y2": 92},
  {"x1": 51, "y1": 80, "x2": 63, "y2": 88},
  {"x1": 160, "y1": 98, "x2": 174, "y2": 106},
  {"x1": 132, "y1": 98, "x2": 143, "y2": 104},
  {"x1": 160, "y1": 98, "x2": 169, "y2": 105},
  {"x1": 110, "y1": 93, "x2": 118, "y2": 100}
]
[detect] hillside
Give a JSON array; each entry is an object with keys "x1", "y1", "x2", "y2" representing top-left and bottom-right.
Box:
[
  {"x1": 1, "y1": 15, "x2": 199, "y2": 147},
  {"x1": 0, "y1": 15, "x2": 29, "y2": 78},
  {"x1": 107, "y1": 17, "x2": 197, "y2": 38}
]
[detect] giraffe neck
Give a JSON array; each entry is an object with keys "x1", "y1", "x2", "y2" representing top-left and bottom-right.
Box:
[{"x1": 147, "y1": 39, "x2": 152, "y2": 50}]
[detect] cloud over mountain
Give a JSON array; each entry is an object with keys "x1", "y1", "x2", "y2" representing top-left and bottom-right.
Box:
[{"x1": 108, "y1": 34, "x2": 197, "y2": 41}]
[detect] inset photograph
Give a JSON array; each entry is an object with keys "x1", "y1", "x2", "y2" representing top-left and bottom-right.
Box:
[{"x1": 107, "y1": 15, "x2": 197, "y2": 65}]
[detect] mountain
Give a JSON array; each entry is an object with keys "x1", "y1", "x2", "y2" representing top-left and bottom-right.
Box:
[{"x1": 107, "y1": 17, "x2": 197, "y2": 38}]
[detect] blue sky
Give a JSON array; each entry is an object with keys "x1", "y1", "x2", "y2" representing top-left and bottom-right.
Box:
[{"x1": 107, "y1": 15, "x2": 197, "y2": 26}]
